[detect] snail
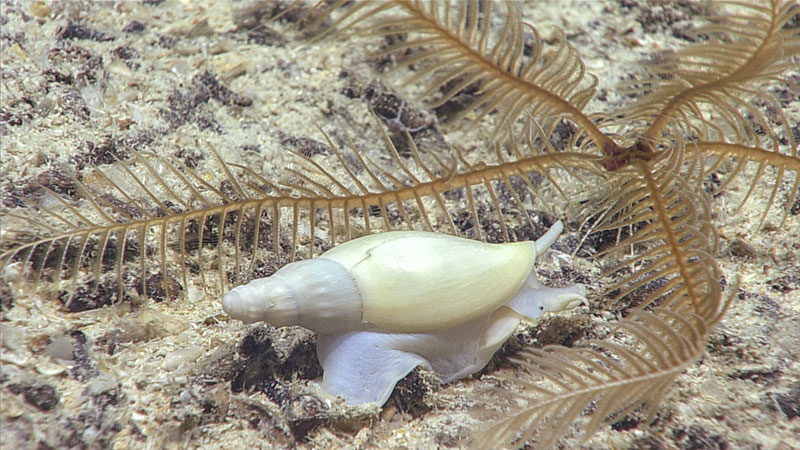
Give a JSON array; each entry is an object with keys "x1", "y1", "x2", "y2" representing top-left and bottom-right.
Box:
[{"x1": 222, "y1": 221, "x2": 588, "y2": 406}]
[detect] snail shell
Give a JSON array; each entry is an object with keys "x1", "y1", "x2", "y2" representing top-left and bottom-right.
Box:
[{"x1": 224, "y1": 229, "x2": 543, "y2": 334}]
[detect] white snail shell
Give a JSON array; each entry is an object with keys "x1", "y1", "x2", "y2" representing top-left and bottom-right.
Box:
[{"x1": 222, "y1": 221, "x2": 588, "y2": 405}]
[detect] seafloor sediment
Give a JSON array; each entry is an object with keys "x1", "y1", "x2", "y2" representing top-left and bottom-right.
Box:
[{"x1": 1, "y1": 1, "x2": 798, "y2": 449}]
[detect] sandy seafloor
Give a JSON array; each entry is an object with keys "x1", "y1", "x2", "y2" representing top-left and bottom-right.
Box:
[{"x1": 1, "y1": 1, "x2": 799, "y2": 449}]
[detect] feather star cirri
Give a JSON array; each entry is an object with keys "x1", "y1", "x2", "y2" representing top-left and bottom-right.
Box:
[{"x1": 222, "y1": 221, "x2": 588, "y2": 406}]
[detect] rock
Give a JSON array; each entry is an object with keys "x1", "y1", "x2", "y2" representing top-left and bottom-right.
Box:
[{"x1": 22, "y1": 384, "x2": 59, "y2": 411}]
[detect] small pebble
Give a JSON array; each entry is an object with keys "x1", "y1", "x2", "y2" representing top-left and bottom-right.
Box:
[
  {"x1": 35, "y1": 360, "x2": 67, "y2": 376},
  {"x1": 162, "y1": 346, "x2": 204, "y2": 371},
  {"x1": 1, "y1": 351, "x2": 27, "y2": 366},
  {"x1": 0, "y1": 323, "x2": 23, "y2": 350},
  {"x1": 45, "y1": 335, "x2": 75, "y2": 361}
]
